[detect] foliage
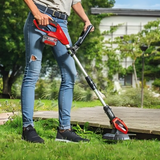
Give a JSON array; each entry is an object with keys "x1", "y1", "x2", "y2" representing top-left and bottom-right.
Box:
[
  {"x1": 103, "y1": 48, "x2": 124, "y2": 79},
  {"x1": 68, "y1": 0, "x2": 115, "y2": 83},
  {"x1": 34, "y1": 78, "x2": 93, "y2": 101},
  {"x1": 0, "y1": 99, "x2": 21, "y2": 114},
  {"x1": 0, "y1": 99, "x2": 102, "y2": 113},
  {"x1": 0, "y1": 0, "x2": 28, "y2": 96},
  {"x1": 11, "y1": 76, "x2": 23, "y2": 99},
  {"x1": 73, "y1": 83, "x2": 92, "y2": 101},
  {"x1": 0, "y1": 78, "x2": 2, "y2": 94},
  {"x1": 0, "y1": 0, "x2": 116, "y2": 97},
  {"x1": 106, "y1": 88, "x2": 160, "y2": 108},
  {"x1": 135, "y1": 52, "x2": 160, "y2": 81},
  {"x1": 1, "y1": 86, "x2": 160, "y2": 112},
  {"x1": 35, "y1": 79, "x2": 49, "y2": 99},
  {"x1": 110, "y1": 19, "x2": 160, "y2": 82},
  {"x1": 152, "y1": 79, "x2": 160, "y2": 91}
]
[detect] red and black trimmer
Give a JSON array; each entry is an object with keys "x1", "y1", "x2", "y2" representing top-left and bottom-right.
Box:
[{"x1": 33, "y1": 19, "x2": 130, "y2": 141}]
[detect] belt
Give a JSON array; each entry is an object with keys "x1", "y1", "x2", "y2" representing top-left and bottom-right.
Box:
[{"x1": 36, "y1": 3, "x2": 68, "y2": 20}]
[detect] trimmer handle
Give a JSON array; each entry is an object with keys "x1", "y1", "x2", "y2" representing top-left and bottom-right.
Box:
[
  {"x1": 33, "y1": 19, "x2": 58, "y2": 33},
  {"x1": 33, "y1": 19, "x2": 69, "y2": 45},
  {"x1": 75, "y1": 25, "x2": 93, "y2": 47}
]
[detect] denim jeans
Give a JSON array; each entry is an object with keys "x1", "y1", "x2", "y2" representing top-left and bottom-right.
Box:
[{"x1": 21, "y1": 12, "x2": 77, "y2": 129}]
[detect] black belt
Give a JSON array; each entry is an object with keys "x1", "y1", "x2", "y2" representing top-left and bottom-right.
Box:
[{"x1": 36, "y1": 3, "x2": 68, "y2": 20}]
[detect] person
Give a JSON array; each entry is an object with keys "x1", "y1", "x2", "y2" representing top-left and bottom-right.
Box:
[{"x1": 22, "y1": 0, "x2": 94, "y2": 143}]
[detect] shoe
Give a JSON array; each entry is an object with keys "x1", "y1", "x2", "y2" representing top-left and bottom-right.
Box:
[
  {"x1": 22, "y1": 125, "x2": 44, "y2": 143},
  {"x1": 55, "y1": 128, "x2": 89, "y2": 142}
]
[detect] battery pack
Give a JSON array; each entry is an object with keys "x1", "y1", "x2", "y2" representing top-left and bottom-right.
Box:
[{"x1": 42, "y1": 35, "x2": 58, "y2": 46}]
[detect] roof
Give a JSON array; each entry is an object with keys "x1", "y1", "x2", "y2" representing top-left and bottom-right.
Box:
[{"x1": 91, "y1": 8, "x2": 160, "y2": 17}]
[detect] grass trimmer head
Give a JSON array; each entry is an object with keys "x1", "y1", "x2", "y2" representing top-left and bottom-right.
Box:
[
  {"x1": 103, "y1": 107, "x2": 130, "y2": 141},
  {"x1": 103, "y1": 129, "x2": 130, "y2": 141}
]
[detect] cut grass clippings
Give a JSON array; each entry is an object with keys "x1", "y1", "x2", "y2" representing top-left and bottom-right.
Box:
[{"x1": 0, "y1": 115, "x2": 160, "y2": 160}]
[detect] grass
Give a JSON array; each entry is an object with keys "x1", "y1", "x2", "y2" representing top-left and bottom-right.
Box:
[
  {"x1": 0, "y1": 98, "x2": 160, "y2": 159},
  {"x1": 0, "y1": 115, "x2": 160, "y2": 160},
  {"x1": 0, "y1": 99, "x2": 102, "y2": 113}
]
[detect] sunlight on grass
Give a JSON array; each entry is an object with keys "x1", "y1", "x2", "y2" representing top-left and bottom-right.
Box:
[
  {"x1": 0, "y1": 115, "x2": 160, "y2": 160},
  {"x1": 0, "y1": 99, "x2": 102, "y2": 113}
]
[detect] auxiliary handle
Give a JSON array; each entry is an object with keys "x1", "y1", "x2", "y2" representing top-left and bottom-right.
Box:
[{"x1": 75, "y1": 25, "x2": 93, "y2": 47}]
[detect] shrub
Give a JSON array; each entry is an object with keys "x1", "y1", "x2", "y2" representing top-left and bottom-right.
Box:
[
  {"x1": 106, "y1": 88, "x2": 160, "y2": 107},
  {"x1": 35, "y1": 79, "x2": 49, "y2": 99},
  {"x1": 0, "y1": 100, "x2": 21, "y2": 113},
  {"x1": 73, "y1": 83, "x2": 92, "y2": 101},
  {"x1": 152, "y1": 79, "x2": 160, "y2": 91},
  {"x1": 11, "y1": 76, "x2": 23, "y2": 99},
  {"x1": 152, "y1": 79, "x2": 160, "y2": 87},
  {"x1": 50, "y1": 80, "x2": 61, "y2": 100},
  {"x1": 34, "y1": 79, "x2": 93, "y2": 101}
]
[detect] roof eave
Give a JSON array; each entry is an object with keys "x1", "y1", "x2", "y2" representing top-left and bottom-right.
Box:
[{"x1": 91, "y1": 8, "x2": 160, "y2": 17}]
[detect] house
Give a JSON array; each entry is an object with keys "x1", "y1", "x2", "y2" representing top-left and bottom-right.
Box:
[{"x1": 91, "y1": 8, "x2": 160, "y2": 88}]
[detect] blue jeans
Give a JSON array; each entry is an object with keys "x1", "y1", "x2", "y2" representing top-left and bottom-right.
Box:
[{"x1": 21, "y1": 12, "x2": 77, "y2": 129}]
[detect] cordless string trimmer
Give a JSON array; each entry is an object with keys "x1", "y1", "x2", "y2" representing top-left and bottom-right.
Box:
[{"x1": 33, "y1": 19, "x2": 130, "y2": 140}]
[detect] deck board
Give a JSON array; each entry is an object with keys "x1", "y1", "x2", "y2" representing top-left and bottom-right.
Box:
[{"x1": 33, "y1": 106, "x2": 160, "y2": 135}]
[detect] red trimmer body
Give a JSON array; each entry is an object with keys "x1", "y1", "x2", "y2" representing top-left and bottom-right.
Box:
[
  {"x1": 33, "y1": 19, "x2": 69, "y2": 46},
  {"x1": 112, "y1": 117, "x2": 128, "y2": 134}
]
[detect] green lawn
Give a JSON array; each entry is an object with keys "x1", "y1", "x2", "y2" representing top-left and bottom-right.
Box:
[
  {"x1": 0, "y1": 116, "x2": 160, "y2": 160},
  {"x1": 0, "y1": 99, "x2": 160, "y2": 159},
  {"x1": 0, "y1": 99, "x2": 102, "y2": 113}
]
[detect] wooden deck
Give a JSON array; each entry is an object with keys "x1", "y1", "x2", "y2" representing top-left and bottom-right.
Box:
[{"x1": 33, "y1": 106, "x2": 160, "y2": 137}]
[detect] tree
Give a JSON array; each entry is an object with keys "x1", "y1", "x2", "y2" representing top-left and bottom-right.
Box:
[
  {"x1": 113, "y1": 34, "x2": 142, "y2": 87},
  {"x1": 0, "y1": 0, "x2": 116, "y2": 98},
  {"x1": 135, "y1": 20, "x2": 160, "y2": 81},
  {"x1": 105, "y1": 19, "x2": 160, "y2": 108},
  {"x1": 106, "y1": 19, "x2": 160, "y2": 88},
  {"x1": 0, "y1": 0, "x2": 29, "y2": 97}
]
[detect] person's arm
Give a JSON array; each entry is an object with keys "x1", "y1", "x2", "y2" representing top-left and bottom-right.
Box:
[
  {"x1": 23, "y1": 0, "x2": 52, "y2": 25},
  {"x1": 72, "y1": 2, "x2": 94, "y2": 32}
]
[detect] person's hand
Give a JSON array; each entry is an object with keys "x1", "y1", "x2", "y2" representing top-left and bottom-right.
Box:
[
  {"x1": 34, "y1": 12, "x2": 52, "y2": 26},
  {"x1": 84, "y1": 21, "x2": 94, "y2": 32}
]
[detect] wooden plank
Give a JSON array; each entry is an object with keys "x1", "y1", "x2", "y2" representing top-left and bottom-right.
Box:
[
  {"x1": 32, "y1": 107, "x2": 160, "y2": 136},
  {"x1": 151, "y1": 130, "x2": 160, "y2": 135}
]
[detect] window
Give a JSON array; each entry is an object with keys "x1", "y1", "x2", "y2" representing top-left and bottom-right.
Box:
[{"x1": 119, "y1": 74, "x2": 132, "y2": 86}]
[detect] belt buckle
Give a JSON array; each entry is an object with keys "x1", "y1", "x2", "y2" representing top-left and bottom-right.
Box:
[{"x1": 52, "y1": 10, "x2": 56, "y2": 17}]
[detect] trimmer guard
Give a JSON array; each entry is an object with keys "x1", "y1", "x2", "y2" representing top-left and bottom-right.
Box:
[{"x1": 103, "y1": 131, "x2": 130, "y2": 141}]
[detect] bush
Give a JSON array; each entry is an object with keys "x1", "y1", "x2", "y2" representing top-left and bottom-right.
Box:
[
  {"x1": 152, "y1": 79, "x2": 160, "y2": 91},
  {"x1": 73, "y1": 83, "x2": 92, "y2": 101},
  {"x1": 0, "y1": 100, "x2": 21, "y2": 113},
  {"x1": 35, "y1": 79, "x2": 49, "y2": 99},
  {"x1": 106, "y1": 88, "x2": 160, "y2": 107},
  {"x1": 152, "y1": 79, "x2": 160, "y2": 87},
  {"x1": 11, "y1": 76, "x2": 23, "y2": 99},
  {"x1": 50, "y1": 80, "x2": 61, "y2": 100},
  {"x1": 35, "y1": 79, "x2": 93, "y2": 101}
]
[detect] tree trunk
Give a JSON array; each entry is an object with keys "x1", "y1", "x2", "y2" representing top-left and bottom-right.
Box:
[
  {"x1": 141, "y1": 52, "x2": 145, "y2": 108},
  {"x1": 132, "y1": 60, "x2": 139, "y2": 88},
  {"x1": 2, "y1": 70, "x2": 11, "y2": 98},
  {"x1": 1, "y1": 65, "x2": 22, "y2": 98}
]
